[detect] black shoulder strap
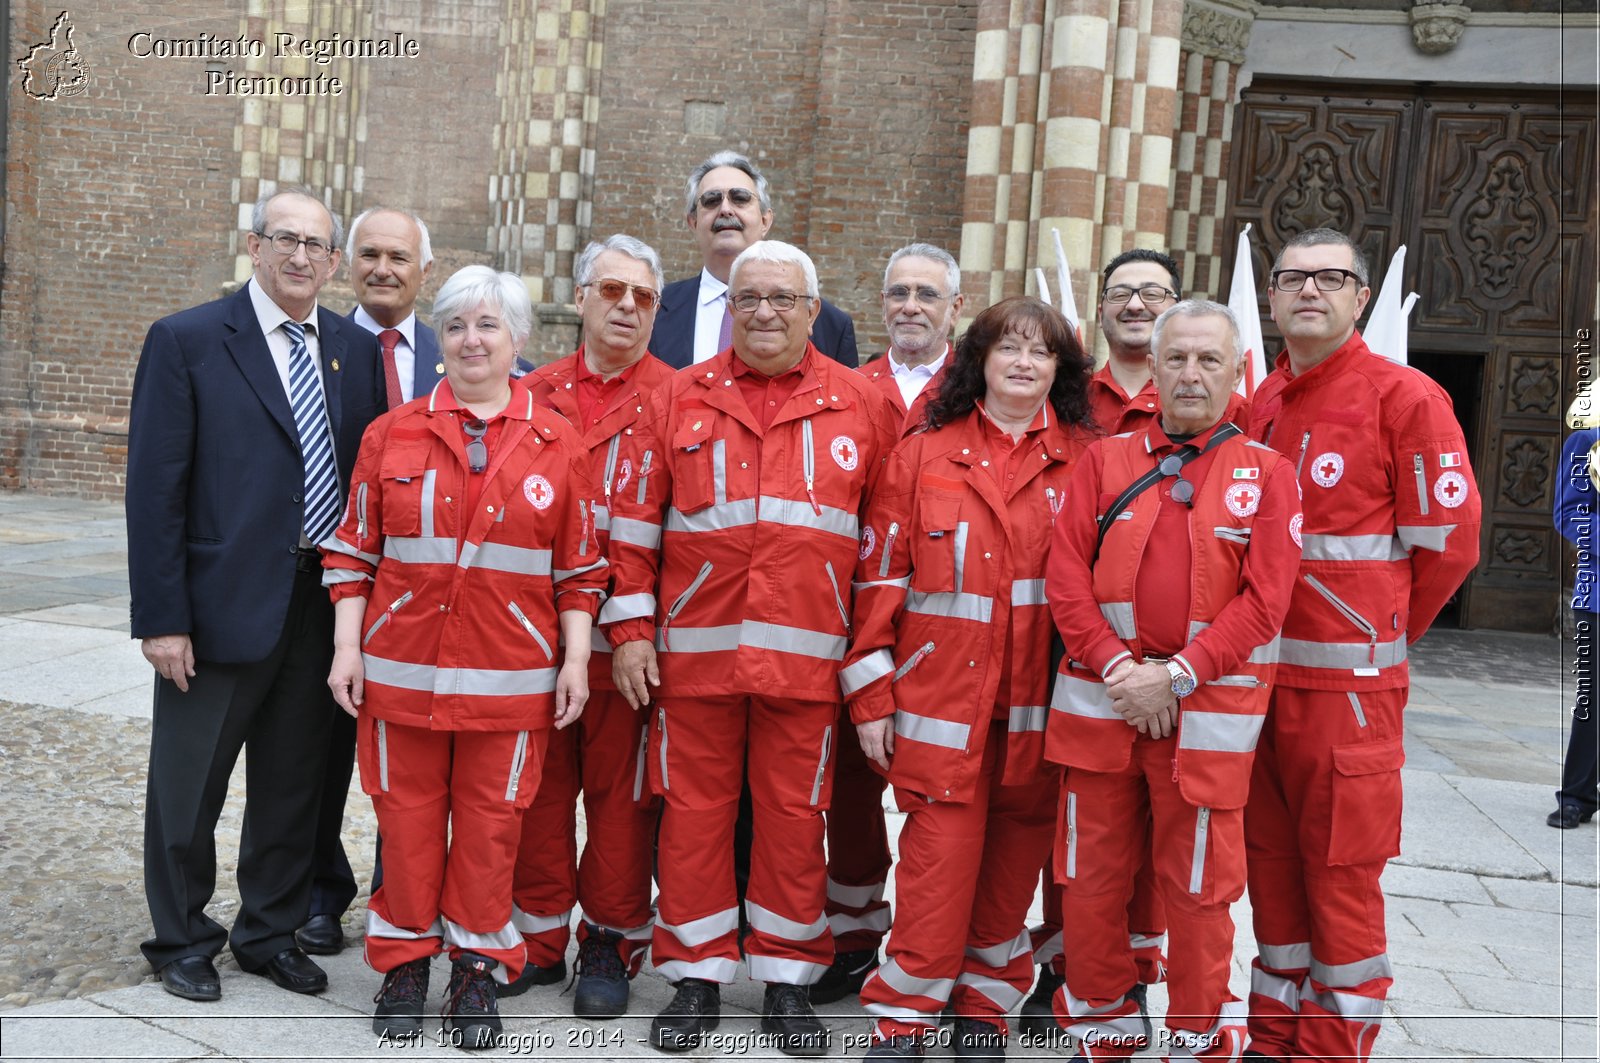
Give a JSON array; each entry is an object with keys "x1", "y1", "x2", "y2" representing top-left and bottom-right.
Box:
[{"x1": 1092, "y1": 422, "x2": 1241, "y2": 563}]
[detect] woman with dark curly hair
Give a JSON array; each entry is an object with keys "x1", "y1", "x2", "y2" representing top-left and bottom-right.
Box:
[{"x1": 841, "y1": 296, "x2": 1094, "y2": 1058}]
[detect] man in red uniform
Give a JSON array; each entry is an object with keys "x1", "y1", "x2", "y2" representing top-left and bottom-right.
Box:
[
  {"x1": 1243, "y1": 228, "x2": 1480, "y2": 1063},
  {"x1": 604, "y1": 240, "x2": 898, "y2": 1055},
  {"x1": 1046, "y1": 301, "x2": 1300, "y2": 1062},
  {"x1": 508, "y1": 234, "x2": 677, "y2": 1017},
  {"x1": 813, "y1": 242, "x2": 966, "y2": 1007}
]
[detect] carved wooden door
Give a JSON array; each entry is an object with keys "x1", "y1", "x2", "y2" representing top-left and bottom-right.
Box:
[{"x1": 1226, "y1": 82, "x2": 1596, "y2": 632}]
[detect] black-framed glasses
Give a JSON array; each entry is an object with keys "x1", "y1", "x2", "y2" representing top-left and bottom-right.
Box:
[
  {"x1": 462, "y1": 418, "x2": 488, "y2": 474},
  {"x1": 1270, "y1": 268, "x2": 1361, "y2": 293},
  {"x1": 584, "y1": 278, "x2": 659, "y2": 311},
  {"x1": 698, "y1": 187, "x2": 757, "y2": 212},
  {"x1": 1102, "y1": 284, "x2": 1178, "y2": 306},
  {"x1": 884, "y1": 285, "x2": 948, "y2": 305},
  {"x1": 255, "y1": 230, "x2": 335, "y2": 261},
  {"x1": 1159, "y1": 453, "x2": 1195, "y2": 507},
  {"x1": 731, "y1": 291, "x2": 810, "y2": 313}
]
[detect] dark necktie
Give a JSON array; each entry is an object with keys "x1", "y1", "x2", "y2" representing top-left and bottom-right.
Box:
[
  {"x1": 283, "y1": 321, "x2": 341, "y2": 545},
  {"x1": 378, "y1": 328, "x2": 404, "y2": 407},
  {"x1": 718, "y1": 294, "x2": 734, "y2": 352}
]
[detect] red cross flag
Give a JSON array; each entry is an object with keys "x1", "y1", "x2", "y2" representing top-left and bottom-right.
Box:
[
  {"x1": 1226, "y1": 223, "x2": 1268, "y2": 398},
  {"x1": 1361, "y1": 244, "x2": 1417, "y2": 365}
]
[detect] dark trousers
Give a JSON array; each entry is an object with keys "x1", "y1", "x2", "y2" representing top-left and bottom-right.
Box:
[
  {"x1": 141, "y1": 565, "x2": 336, "y2": 971},
  {"x1": 1559, "y1": 608, "x2": 1600, "y2": 813}
]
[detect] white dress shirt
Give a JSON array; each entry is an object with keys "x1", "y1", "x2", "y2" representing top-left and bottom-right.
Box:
[
  {"x1": 692, "y1": 269, "x2": 731, "y2": 365},
  {"x1": 353, "y1": 306, "x2": 419, "y2": 402},
  {"x1": 888, "y1": 345, "x2": 949, "y2": 409}
]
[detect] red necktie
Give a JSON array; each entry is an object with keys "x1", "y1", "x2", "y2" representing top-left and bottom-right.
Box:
[
  {"x1": 717, "y1": 296, "x2": 734, "y2": 353},
  {"x1": 378, "y1": 328, "x2": 404, "y2": 407}
]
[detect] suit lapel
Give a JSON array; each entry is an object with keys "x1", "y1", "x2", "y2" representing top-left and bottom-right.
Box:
[
  {"x1": 224, "y1": 288, "x2": 297, "y2": 445},
  {"x1": 414, "y1": 321, "x2": 443, "y2": 400},
  {"x1": 316, "y1": 307, "x2": 346, "y2": 443}
]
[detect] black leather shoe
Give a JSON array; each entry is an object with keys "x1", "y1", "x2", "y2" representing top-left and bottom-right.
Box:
[
  {"x1": 497, "y1": 956, "x2": 566, "y2": 998},
  {"x1": 1127, "y1": 982, "x2": 1154, "y2": 1046},
  {"x1": 809, "y1": 947, "x2": 880, "y2": 1005},
  {"x1": 159, "y1": 955, "x2": 221, "y2": 1001},
  {"x1": 1547, "y1": 803, "x2": 1597, "y2": 829},
  {"x1": 253, "y1": 947, "x2": 328, "y2": 994},
  {"x1": 866, "y1": 1033, "x2": 926, "y2": 1057},
  {"x1": 295, "y1": 913, "x2": 344, "y2": 955},
  {"x1": 1016, "y1": 965, "x2": 1063, "y2": 1038},
  {"x1": 651, "y1": 977, "x2": 721, "y2": 1052},
  {"x1": 761, "y1": 982, "x2": 830, "y2": 1056},
  {"x1": 953, "y1": 1016, "x2": 1006, "y2": 1060}
]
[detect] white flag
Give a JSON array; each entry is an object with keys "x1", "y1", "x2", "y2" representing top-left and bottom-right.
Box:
[
  {"x1": 1362, "y1": 245, "x2": 1414, "y2": 365},
  {"x1": 1227, "y1": 223, "x2": 1268, "y2": 397},
  {"x1": 1050, "y1": 228, "x2": 1083, "y2": 344},
  {"x1": 1034, "y1": 267, "x2": 1051, "y2": 307}
]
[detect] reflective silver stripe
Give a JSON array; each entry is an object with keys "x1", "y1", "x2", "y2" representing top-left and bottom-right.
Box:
[
  {"x1": 1397, "y1": 523, "x2": 1455, "y2": 552},
  {"x1": 1301, "y1": 533, "x2": 1408, "y2": 562},
  {"x1": 666, "y1": 498, "x2": 757, "y2": 533},
  {"x1": 635, "y1": 449, "x2": 653, "y2": 506},
  {"x1": 1311, "y1": 951, "x2": 1393, "y2": 989},
  {"x1": 602, "y1": 433, "x2": 622, "y2": 507},
  {"x1": 761, "y1": 495, "x2": 861, "y2": 538},
  {"x1": 655, "y1": 624, "x2": 742, "y2": 653},
  {"x1": 322, "y1": 536, "x2": 381, "y2": 566},
  {"x1": 554, "y1": 557, "x2": 608, "y2": 583},
  {"x1": 376, "y1": 719, "x2": 390, "y2": 792},
  {"x1": 1215, "y1": 526, "x2": 1252, "y2": 546},
  {"x1": 1167, "y1": 1002, "x2": 1247, "y2": 1057},
  {"x1": 511, "y1": 905, "x2": 572, "y2": 935},
  {"x1": 742, "y1": 620, "x2": 848, "y2": 660},
  {"x1": 578, "y1": 498, "x2": 589, "y2": 555},
  {"x1": 1189, "y1": 807, "x2": 1210, "y2": 894},
  {"x1": 633, "y1": 722, "x2": 648, "y2": 801},
  {"x1": 367, "y1": 909, "x2": 442, "y2": 941},
  {"x1": 952, "y1": 521, "x2": 969, "y2": 591},
  {"x1": 1278, "y1": 636, "x2": 1406, "y2": 670},
  {"x1": 1179, "y1": 711, "x2": 1264, "y2": 753},
  {"x1": 322, "y1": 566, "x2": 372, "y2": 584},
  {"x1": 1258, "y1": 941, "x2": 1313, "y2": 972},
  {"x1": 599, "y1": 591, "x2": 656, "y2": 624},
  {"x1": 609, "y1": 516, "x2": 661, "y2": 549},
  {"x1": 657, "y1": 907, "x2": 740, "y2": 948},
  {"x1": 745, "y1": 900, "x2": 829, "y2": 942},
  {"x1": 904, "y1": 589, "x2": 992, "y2": 623},
  {"x1": 1192, "y1": 622, "x2": 1283, "y2": 666},
  {"x1": 1032, "y1": 929, "x2": 1063, "y2": 965},
  {"x1": 1129, "y1": 932, "x2": 1166, "y2": 951},
  {"x1": 1206, "y1": 674, "x2": 1263, "y2": 688},
  {"x1": 1051, "y1": 673, "x2": 1119, "y2": 721},
  {"x1": 841, "y1": 649, "x2": 895, "y2": 696},
  {"x1": 657, "y1": 706, "x2": 669, "y2": 791},
  {"x1": 1058, "y1": 984, "x2": 1149, "y2": 1045},
  {"x1": 1348, "y1": 691, "x2": 1368, "y2": 728},
  {"x1": 1413, "y1": 452, "x2": 1429, "y2": 517},
  {"x1": 657, "y1": 957, "x2": 742, "y2": 984},
  {"x1": 712, "y1": 438, "x2": 728, "y2": 505},
  {"x1": 1008, "y1": 704, "x2": 1048, "y2": 733},
  {"x1": 356, "y1": 481, "x2": 369, "y2": 541},
  {"x1": 505, "y1": 730, "x2": 529, "y2": 801},
  {"x1": 507, "y1": 601, "x2": 553, "y2": 660},
  {"x1": 874, "y1": 957, "x2": 955, "y2": 1002},
  {"x1": 1300, "y1": 984, "x2": 1387, "y2": 1021},
  {"x1": 880, "y1": 521, "x2": 899, "y2": 578},
  {"x1": 1100, "y1": 600, "x2": 1135, "y2": 639},
  {"x1": 1250, "y1": 967, "x2": 1302, "y2": 1011},
  {"x1": 384, "y1": 536, "x2": 456, "y2": 565},
  {"x1": 1010, "y1": 578, "x2": 1046, "y2": 607},
  {"x1": 442, "y1": 915, "x2": 523, "y2": 955},
  {"x1": 746, "y1": 955, "x2": 829, "y2": 985},
  {"x1": 828, "y1": 909, "x2": 892, "y2": 935},
  {"x1": 810, "y1": 725, "x2": 832, "y2": 806},
  {"x1": 593, "y1": 502, "x2": 611, "y2": 533},
  {"x1": 826, "y1": 876, "x2": 886, "y2": 907},
  {"x1": 1302, "y1": 574, "x2": 1379, "y2": 642},
  {"x1": 954, "y1": 971, "x2": 1025, "y2": 1011},
  {"x1": 965, "y1": 928, "x2": 1032, "y2": 968},
  {"x1": 364, "y1": 655, "x2": 558, "y2": 696},
  {"x1": 895, "y1": 708, "x2": 969, "y2": 751},
  {"x1": 661, "y1": 560, "x2": 713, "y2": 647},
  {"x1": 420, "y1": 468, "x2": 436, "y2": 538},
  {"x1": 1065, "y1": 791, "x2": 1077, "y2": 878},
  {"x1": 894, "y1": 641, "x2": 936, "y2": 680},
  {"x1": 853, "y1": 576, "x2": 911, "y2": 592}
]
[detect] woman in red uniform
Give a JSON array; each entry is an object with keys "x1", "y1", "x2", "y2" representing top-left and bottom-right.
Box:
[
  {"x1": 841, "y1": 297, "x2": 1094, "y2": 1059},
  {"x1": 323, "y1": 265, "x2": 605, "y2": 1050}
]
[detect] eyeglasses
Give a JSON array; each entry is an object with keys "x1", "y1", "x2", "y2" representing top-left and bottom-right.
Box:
[
  {"x1": 883, "y1": 285, "x2": 948, "y2": 305},
  {"x1": 1102, "y1": 284, "x2": 1178, "y2": 306},
  {"x1": 698, "y1": 187, "x2": 757, "y2": 212},
  {"x1": 584, "y1": 278, "x2": 659, "y2": 312},
  {"x1": 731, "y1": 291, "x2": 810, "y2": 313},
  {"x1": 462, "y1": 418, "x2": 488, "y2": 474},
  {"x1": 1270, "y1": 268, "x2": 1361, "y2": 293},
  {"x1": 1159, "y1": 453, "x2": 1195, "y2": 507},
  {"x1": 255, "y1": 230, "x2": 335, "y2": 261}
]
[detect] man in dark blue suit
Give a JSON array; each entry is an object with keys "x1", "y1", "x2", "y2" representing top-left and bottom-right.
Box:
[
  {"x1": 653, "y1": 150, "x2": 858, "y2": 369},
  {"x1": 291, "y1": 206, "x2": 438, "y2": 957},
  {"x1": 127, "y1": 187, "x2": 386, "y2": 1001}
]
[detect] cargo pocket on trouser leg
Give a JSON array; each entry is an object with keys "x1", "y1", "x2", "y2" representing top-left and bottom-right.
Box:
[
  {"x1": 1327, "y1": 738, "x2": 1405, "y2": 866},
  {"x1": 355, "y1": 714, "x2": 390, "y2": 796}
]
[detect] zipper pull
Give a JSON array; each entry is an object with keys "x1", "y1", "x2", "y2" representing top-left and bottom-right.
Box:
[
  {"x1": 1369, "y1": 634, "x2": 1378, "y2": 665},
  {"x1": 1172, "y1": 757, "x2": 1179, "y2": 784},
  {"x1": 806, "y1": 482, "x2": 822, "y2": 516}
]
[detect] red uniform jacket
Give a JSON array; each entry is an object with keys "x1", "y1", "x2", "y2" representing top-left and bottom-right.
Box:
[
  {"x1": 1246, "y1": 332, "x2": 1481, "y2": 691},
  {"x1": 858, "y1": 350, "x2": 947, "y2": 431},
  {"x1": 841, "y1": 406, "x2": 1090, "y2": 803},
  {"x1": 601, "y1": 346, "x2": 900, "y2": 702},
  {"x1": 322, "y1": 381, "x2": 606, "y2": 731}
]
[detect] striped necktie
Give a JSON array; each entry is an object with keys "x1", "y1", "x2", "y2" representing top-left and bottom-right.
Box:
[{"x1": 282, "y1": 321, "x2": 341, "y2": 545}]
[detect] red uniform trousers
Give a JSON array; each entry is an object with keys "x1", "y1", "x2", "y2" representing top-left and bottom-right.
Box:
[
  {"x1": 1032, "y1": 826, "x2": 1168, "y2": 984},
  {"x1": 1054, "y1": 736, "x2": 1246, "y2": 1062},
  {"x1": 358, "y1": 717, "x2": 548, "y2": 982},
  {"x1": 512, "y1": 688, "x2": 657, "y2": 972},
  {"x1": 1245, "y1": 686, "x2": 1404, "y2": 1063},
  {"x1": 825, "y1": 725, "x2": 892, "y2": 953},
  {"x1": 651, "y1": 694, "x2": 837, "y2": 985},
  {"x1": 860, "y1": 721, "x2": 1056, "y2": 1038}
]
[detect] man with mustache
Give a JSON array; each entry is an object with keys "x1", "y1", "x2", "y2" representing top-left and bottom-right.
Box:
[
  {"x1": 652, "y1": 151, "x2": 858, "y2": 369},
  {"x1": 1045, "y1": 301, "x2": 1302, "y2": 1062}
]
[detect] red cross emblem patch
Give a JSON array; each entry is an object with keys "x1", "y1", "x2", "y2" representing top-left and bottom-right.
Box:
[
  {"x1": 1309, "y1": 451, "x2": 1344, "y2": 488},
  {"x1": 523, "y1": 473, "x2": 555, "y2": 511},
  {"x1": 831, "y1": 434, "x2": 859, "y2": 472},
  {"x1": 1434, "y1": 471, "x2": 1469, "y2": 509},
  {"x1": 1225, "y1": 481, "x2": 1261, "y2": 518}
]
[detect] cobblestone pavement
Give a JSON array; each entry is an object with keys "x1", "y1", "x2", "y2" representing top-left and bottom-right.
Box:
[{"x1": 0, "y1": 490, "x2": 1595, "y2": 1061}]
